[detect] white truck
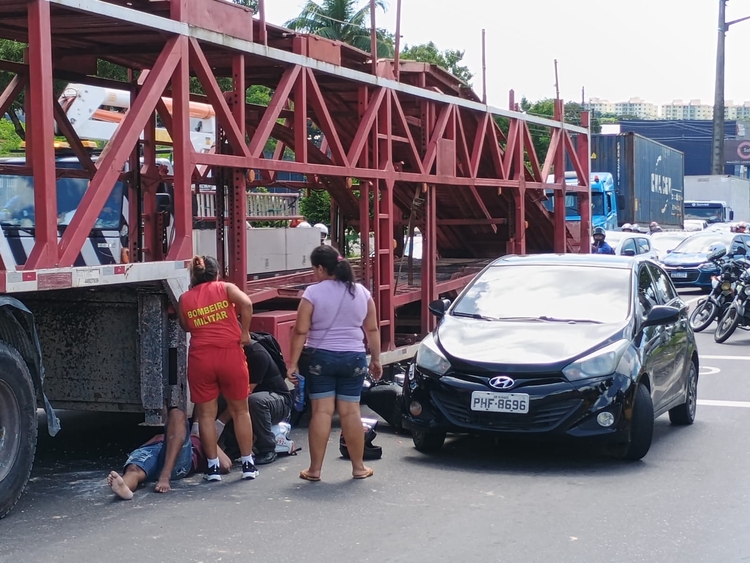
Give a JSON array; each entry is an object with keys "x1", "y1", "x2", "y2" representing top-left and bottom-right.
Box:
[{"x1": 684, "y1": 175, "x2": 750, "y2": 225}]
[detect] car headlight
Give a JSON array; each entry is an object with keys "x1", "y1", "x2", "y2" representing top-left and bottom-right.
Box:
[
  {"x1": 698, "y1": 262, "x2": 717, "y2": 271},
  {"x1": 563, "y1": 339, "x2": 630, "y2": 381},
  {"x1": 745, "y1": 286, "x2": 750, "y2": 296},
  {"x1": 415, "y1": 334, "x2": 451, "y2": 376}
]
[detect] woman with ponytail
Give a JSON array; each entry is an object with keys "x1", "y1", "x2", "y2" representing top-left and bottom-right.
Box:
[
  {"x1": 287, "y1": 246, "x2": 382, "y2": 481},
  {"x1": 177, "y1": 255, "x2": 259, "y2": 482}
]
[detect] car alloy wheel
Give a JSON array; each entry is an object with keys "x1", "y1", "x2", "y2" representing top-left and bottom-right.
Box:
[{"x1": 669, "y1": 361, "x2": 698, "y2": 425}]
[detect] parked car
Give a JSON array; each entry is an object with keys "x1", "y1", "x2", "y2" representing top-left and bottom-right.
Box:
[
  {"x1": 403, "y1": 254, "x2": 698, "y2": 460},
  {"x1": 660, "y1": 232, "x2": 750, "y2": 289},
  {"x1": 599, "y1": 231, "x2": 656, "y2": 259},
  {"x1": 651, "y1": 231, "x2": 694, "y2": 262},
  {"x1": 684, "y1": 219, "x2": 707, "y2": 232}
]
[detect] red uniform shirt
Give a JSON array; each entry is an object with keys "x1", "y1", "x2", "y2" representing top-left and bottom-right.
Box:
[{"x1": 181, "y1": 281, "x2": 241, "y2": 349}]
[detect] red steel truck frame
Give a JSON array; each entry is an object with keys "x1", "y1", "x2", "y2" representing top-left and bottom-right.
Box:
[{"x1": 0, "y1": 0, "x2": 590, "y2": 518}]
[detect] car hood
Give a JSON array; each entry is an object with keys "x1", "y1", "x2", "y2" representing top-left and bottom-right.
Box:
[
  {"x1": 436, "y1": 316, "x2": 628, "y2": 372},
  {"x1": 661, "y1": 252, "x2": 710, "y2": 267}
]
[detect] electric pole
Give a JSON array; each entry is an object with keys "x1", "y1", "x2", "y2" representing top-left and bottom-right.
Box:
[{"x1": 711, "y1": 0, "x2": 727, "y2": 175}]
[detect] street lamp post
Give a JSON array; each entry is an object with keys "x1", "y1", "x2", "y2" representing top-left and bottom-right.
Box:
[{"x1": 711, "y1": 0, "x2": 750, "y2": 175}]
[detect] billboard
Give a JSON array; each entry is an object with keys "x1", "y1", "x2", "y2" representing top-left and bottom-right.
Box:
[{"x1": 724, "y1": 139, "x2": 750, "y2": 164}]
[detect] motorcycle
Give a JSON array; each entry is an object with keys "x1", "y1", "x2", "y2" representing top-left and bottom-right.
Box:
[
  {"x1": 715, "y1": 254, "x2": 750, "y2": 343},
  {"x1": 690, "y1": 251, "x2": 745, "y2": 332}
]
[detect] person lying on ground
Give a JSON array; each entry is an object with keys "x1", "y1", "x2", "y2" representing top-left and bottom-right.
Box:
[{"x1": 106, "y1": 407, "x2": 231, "y2": 500}]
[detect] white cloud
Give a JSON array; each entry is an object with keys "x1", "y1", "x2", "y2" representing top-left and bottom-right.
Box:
[{"x1": 263, "y1": 0, "x2": 750, "y2": 108}]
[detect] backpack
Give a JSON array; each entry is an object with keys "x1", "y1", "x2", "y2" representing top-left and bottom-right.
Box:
[{"x1": 251, "y1": 331, "x2": 288, "y2": 377}]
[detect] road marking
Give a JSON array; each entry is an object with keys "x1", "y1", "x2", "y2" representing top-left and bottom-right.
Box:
[
  {"x1": 701, "y1": 355, "x2": 750, "y2": 361},
  {"x1": 698, "y1": 399, "x2": 750, "y2": 408},
  {"x1": 699, "y1": 366, "x2": 721, "y2": 375}
]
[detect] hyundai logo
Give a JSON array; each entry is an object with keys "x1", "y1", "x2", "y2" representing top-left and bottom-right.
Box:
[{"x1": 489, "y1": 376, "x2": 515, "y2": 389}]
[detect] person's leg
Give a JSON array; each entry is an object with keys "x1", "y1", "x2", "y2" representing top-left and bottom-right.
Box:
[
  {"x1": 299, "y1": 349, "x2": 337, "y2": 480},
  {"x1": 226, "y1": 397, "x2": 254, "y2": 458},
  {"x1": 154, "y1": 408, "x2": 188, "y2": 493},
  {"x1": 195, "y1": 399, "x2": 220, "y2": 461},
  {"x1": 304, "y1": 396, "x2": 335, "y2": 479},
  {"x1": 248, "y1": 392, "x2": 276, "y2": 462},
  {"x1": 335, "y1": 351, "x2": 371, "y2": 479}
]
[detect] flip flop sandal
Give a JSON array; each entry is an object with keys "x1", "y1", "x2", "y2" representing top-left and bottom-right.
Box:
[
  {"x1": 353, "y1": 468, "x2": 374, "y2": 480},
  {"x1": 299, "y1": 470, "x2": 321, "y2": 482}
]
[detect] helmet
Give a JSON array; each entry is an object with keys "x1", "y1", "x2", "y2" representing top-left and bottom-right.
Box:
[
  {"x1": 339, "y1": 419, "x2": 382, "y2": 460},
  {"x1": 739, "y1": 221, "x2": 748, "y2": 230},
  {"x1": 313, "y1": 223, "x2": 329, "y2": 236},
  {"x1": 593, "y1": 226, "x2": 606, "y2": 237},
  {"x1": 708, "y1": 242, "x2": 727, "y2": 260},
  {"x1": 622, "y1": 223, "x2": 633, "y2": 232}
]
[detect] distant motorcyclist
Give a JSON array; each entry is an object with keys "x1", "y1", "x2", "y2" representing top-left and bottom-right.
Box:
[
  {"x1": 621, "y1": 223, "x2": 633, "y2": 233},
  {"x1": 649, "y1": 221, "x2": 663, "y2": 234},
  {"x1": 737, "y1": 222, "x2": 747, "y2": 234},
  {"x1": 591, "y1": 227, "x2": 615, "y2": 255}
]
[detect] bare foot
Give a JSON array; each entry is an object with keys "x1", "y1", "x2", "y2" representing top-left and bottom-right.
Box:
[
  {"x1": 154, "y1": 477, "x2": 171, "y2": 494},
  {"x1": 107, "y1": 471, "x2": 134, "y2": 500}
]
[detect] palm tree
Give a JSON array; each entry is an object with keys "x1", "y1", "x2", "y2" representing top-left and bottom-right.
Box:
[{"x1": 284, "y1": 0, "x2": 394, "y2": 57}]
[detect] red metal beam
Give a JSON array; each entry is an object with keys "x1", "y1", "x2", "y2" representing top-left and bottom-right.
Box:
[
  {"x1": 470, "y1": 113, "x2": 488, "y2": 178},
  {"x1": 422, "y1": 104, "x2": 452, "y2": 173},
  {"x1": 390, "y1": 91, "x2": 425, "y2": 175},
  {"x1": 305, "y1": 69, "x2": 349, "y2": 167},
  {"x1": 58, "y1": 37, "x2": 182, "y2": 267},
  {"x1": 293, "y1": 76, "x2": 307, "y2": 164},
  {"x1": 52, "y1": 99, "x2": 97, "y2": 173},
  {"x1": 226, "y1": 53, "x2": 248, "y2": 288},
  {"x1": 0, "y1": 74, "x2": 25, "y2": 122},
  {"x1": 25, "y1": 0, "x2": 57, "y2": 270},
  {"x1": 188, "y1": 38, "x2": 250, "y2": 159},
  {"x1": 348, "y1": 87, "x2": 386, "y2": 167},
  {"x1": 166, "y1": 36, "x2": 192, "y2": 261},
  {"x1": 247, "y1": 65, "x2": 301, "y2": 158}
]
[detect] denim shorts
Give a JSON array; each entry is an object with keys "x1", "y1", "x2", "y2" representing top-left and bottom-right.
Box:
[
  {"x1": 299, "y1": 348, "x2": 368, "y2": 402},
  {"x1": 124, "y1": 423, "x2": 193, "y2": 481}
]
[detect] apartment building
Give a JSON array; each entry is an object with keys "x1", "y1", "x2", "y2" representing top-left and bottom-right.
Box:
[{"x1": 585, "y1": 97, "x2": 658, "y2": 119}]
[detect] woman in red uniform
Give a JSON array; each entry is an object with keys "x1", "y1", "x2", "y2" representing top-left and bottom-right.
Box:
[{"x1": 178, "y1": 255, "x2": 259, "y2": 481}]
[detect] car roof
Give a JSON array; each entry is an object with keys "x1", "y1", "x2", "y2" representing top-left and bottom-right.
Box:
[{"x1": 491, "y1": 253, "x2": 637, "y2": 269}]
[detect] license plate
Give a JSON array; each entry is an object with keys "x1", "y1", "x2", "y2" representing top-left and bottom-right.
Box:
[
  {"x1": 670, "y1": 272, "x2": 688, "y2": 279},
  {"x1": 470, "y1": 391, "x2": 530, "y2": 413}
]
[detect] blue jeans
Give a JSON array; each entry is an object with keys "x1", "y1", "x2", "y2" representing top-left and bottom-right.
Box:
[
  {"x1": 299, "y1": 348, "x2": 368, "y2": 402},
  {"x1": 124, "y1": 423, "x2": 193, "y2": 481}
]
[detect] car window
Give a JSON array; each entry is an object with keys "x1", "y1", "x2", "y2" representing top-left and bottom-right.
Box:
[
  {"x1": 731, "y1": 237, "x2": 746, "y2": 256},
  {"x1": 638, "y1": 265, "x2": 659, "y2": 314},
  {"x1": 647, "y1": 263, "x2": 677, "y2": 303},
  {"x1": 636, "y1": 238, "x2": 651, "y2": 254},
  {"x1": 620, "y1": 239, "x2": 638, "y2": 256}
]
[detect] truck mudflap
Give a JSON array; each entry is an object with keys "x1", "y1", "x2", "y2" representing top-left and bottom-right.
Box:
[{"x1": 0, "y1": 297, "x2": 60, "y2": 437}]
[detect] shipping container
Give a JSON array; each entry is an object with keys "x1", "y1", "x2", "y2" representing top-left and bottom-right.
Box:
[
  {"x1": 618, "y1": 120, "x2": 747, "y2": 177},
  {"x1": 588, "y1": 133, "x2": 685, "y2": 228}
]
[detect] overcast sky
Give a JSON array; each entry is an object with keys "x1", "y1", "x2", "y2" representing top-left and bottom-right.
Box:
[{"x1": 264, "y1": 0, "x2": 750, "y2": 108}]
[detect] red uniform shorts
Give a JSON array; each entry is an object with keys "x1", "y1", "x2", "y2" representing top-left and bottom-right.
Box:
[{"x1": 187, "y1": 345, "x2": 249, "y2": 404}]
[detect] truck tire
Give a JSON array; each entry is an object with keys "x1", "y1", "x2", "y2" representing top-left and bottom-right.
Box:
[{"x1": 0, "y1": 342, "x2": 37, "y2": 519}]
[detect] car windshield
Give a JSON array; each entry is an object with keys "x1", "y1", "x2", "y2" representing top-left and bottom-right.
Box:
[
  {"x1": 685, "y1": 207, "x2": 722, "y2": 223},
  {"x1": 651, "y1": 233, "x2": 691, "y2": 253},
  {"x1": 671, "y1": 234, "x2": 734, "y2": 254},
  {"x1": 452, "y1": 265, "x2": 632, "y2": 324},
  {"x1": 0, "y1": 173, "x2": 123, "y2": 230}
]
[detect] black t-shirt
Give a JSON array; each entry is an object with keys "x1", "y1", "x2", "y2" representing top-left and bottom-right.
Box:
[{"x1": 244, "y1": 341, "x2": 291, "y2": 399}]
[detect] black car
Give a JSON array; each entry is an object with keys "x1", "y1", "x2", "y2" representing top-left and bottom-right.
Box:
[{"x1": 403, "y1": 254, "x2": 698, "y2": 460}]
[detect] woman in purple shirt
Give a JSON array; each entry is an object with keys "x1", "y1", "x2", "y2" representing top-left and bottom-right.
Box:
[{"x1": 287, "y1": 246, "x2": 382, "y2": 481}]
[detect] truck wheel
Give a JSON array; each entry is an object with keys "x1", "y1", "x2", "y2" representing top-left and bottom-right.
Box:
[{"x1": 0, "y1": 342, "x2": 37, "y2": 519}]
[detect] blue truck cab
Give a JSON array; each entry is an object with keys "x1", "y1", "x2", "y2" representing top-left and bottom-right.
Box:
[{"x1": 544, "y1": 172, "x2": 618, "y2": 231}]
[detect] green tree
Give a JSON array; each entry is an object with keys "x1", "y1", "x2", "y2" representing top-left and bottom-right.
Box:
[
  {"x1": 284, "y1": 0, "x2": 393, "y2": 57},
  {"x1": 299, "y1": 189, "x2": 331, "y2": 226},
  {"x1": 400, "y1": 42, "x2": 473, "y2": 85},
  {"x1": 232, "y1": 0, "x2": 258, "y2": 10}
]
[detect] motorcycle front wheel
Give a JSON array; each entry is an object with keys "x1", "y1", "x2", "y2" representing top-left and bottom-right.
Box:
[
  {"x1": 715, "y1": 304, "x2": 741, "y2": 343},
  {"x1": 690, "y1": 299, "x2": 718, "y2": 332}
]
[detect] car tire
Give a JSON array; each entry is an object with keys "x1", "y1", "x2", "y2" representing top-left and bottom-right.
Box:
[
  {"x1": 412, "y1": 429, "x2": 446, "y2": 453},
  {"x1": 689, "y1": 299, "x2": 717, "y2": 333},
  {"x1": 714, "y1": 304, "x2": 741, "y2": 343},
  {"x1": 0, "y1": 342, "x2": 38, "y2": 519},
  {"x1": 613, "y1": 383, "x2": 654, "y2": 461},
  {"x1": 669, "y1": 361, "x2": 698, "y2": 425}
]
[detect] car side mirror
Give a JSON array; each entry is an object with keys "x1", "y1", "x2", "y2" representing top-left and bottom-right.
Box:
[
  {"x1": 730, "y1": 211, "x2": 735, "y2": 221},
  {"x1": 156, "y1": 193, "x2": 172, "y2": 213},
  {"x1": 428, "y1": 298, "x2": 452, "y2": 318},
  {"x1": 666, "y1": 249, "x2": 672, "y2": 254},
  {"x1": 642, "y1": 305, "x2": 680, "y2": 328},
  {"x1": 622, "y1": 248, "x2": 636, "y2": 257}
]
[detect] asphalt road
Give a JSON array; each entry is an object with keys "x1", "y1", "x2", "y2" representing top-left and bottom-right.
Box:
[{"x1": 2, "y1": 289, "x2": 750, "y2": 563}]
